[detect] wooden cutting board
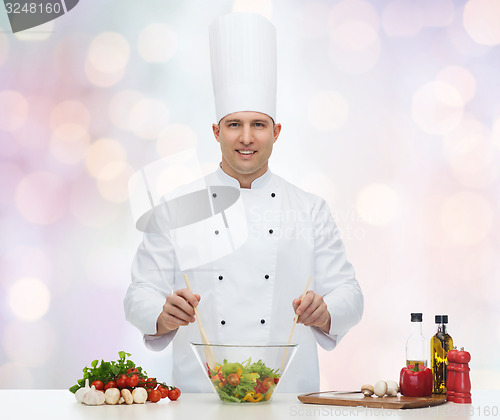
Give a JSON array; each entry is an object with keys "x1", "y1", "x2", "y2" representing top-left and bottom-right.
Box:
[{"x1": 297, "y1": 391, "x2": 447, "y2": 409}]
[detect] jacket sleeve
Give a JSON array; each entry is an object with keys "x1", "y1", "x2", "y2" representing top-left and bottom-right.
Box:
[
  {"x1": 123, "y1": 227, "x2": 178, "y2": 351},
  {"x1": 310, "y1": 198, "x2": 364, "y2": 350}
]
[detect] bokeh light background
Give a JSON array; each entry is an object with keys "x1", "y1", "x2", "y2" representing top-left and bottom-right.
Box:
[{"x1": 1, "y1": 0, "x2": 499, "y2": 391}]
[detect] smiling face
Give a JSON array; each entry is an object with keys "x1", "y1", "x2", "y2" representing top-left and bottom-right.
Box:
[{"x1": 213, "y1": 111, "x2": 281, "y2": 188}]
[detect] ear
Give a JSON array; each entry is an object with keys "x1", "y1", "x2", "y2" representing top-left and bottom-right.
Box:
[
  {"x1": 273, "y1": 123, "x2": 282, "y2": 143},
  {"x1": 212, "y1": 123, "x2": 220, "y2": 143}
]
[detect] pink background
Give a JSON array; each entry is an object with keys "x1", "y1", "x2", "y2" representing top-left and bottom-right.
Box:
[{"x1": 0, "y1": 0, "x2": 498, "y2": 391}]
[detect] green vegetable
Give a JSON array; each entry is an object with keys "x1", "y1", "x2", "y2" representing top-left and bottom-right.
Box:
[
  {"x1": 68, "y1": 351, "x2": 148, "y2": 394},
  {"x1": 208, "y1": 358, "x2": 280, "y2": 403}
]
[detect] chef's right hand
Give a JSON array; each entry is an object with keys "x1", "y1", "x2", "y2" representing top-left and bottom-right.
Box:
[{"x1": 154, "y1": 288, "x2": 201, "y2": 336}]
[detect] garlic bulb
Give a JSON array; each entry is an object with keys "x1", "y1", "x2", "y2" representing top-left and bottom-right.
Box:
[
  {"x1": 75, "y1": 379, "x2": 90, "y2": 403},
  {"x1": 81, "y1": 385, "x2": 105, "y2": 405}
]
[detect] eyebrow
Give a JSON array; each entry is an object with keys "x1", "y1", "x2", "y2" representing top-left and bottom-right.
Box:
[{"x1": 224, "y1": 118, "x2": 269, "y2": 124}]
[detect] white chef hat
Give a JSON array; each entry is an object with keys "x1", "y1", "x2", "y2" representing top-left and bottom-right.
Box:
[{"x1": 209, "y1": 12, "x2": 277, "y2": 122}]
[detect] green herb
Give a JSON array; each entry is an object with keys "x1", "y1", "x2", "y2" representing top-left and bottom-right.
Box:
[{"x1": 68, "y1": 351, "x2": 148, "y2": 394}]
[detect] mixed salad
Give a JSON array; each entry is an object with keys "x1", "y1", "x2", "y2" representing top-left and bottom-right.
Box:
[{"x1": 207, "y1": 358, "x2": 280, "y2": 403}]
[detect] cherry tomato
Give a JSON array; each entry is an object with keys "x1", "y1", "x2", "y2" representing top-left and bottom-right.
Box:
[
  {"x1": 104, "y1": 381, "x2": 117, "y2": 391},
  {"x1": 91, "y1": 380, "x2": 104, "y2": 391},
  {"x1": 116, "y1": 374, "x2": 128, "y2": 389},
  {"x1": 274, "y1": 377, "x2": 279, "y2": 385},
  {"x1": 126, "y1": 374, "x2": 139, "y2": 388},
  {"x1": 148, "y1": 389, "x2": 161, "y2": 403},
  {"x1": 262, "y1": 377, "x2": 274, "y2": 390},
  {"x1": 226, "y1": 373, "x2": 240, "y2": 386},
  {"x1": 145, "y1": 378, "x2": 157, "y2": 389},
  {"x1": 127, "y1": 368, "x2": 139, "y2": 374},
  {"x1": 158, "y1": 386, "x2": 169, "y2": 399},
  {"x1": 168, "y1": 388, "x2": 181, "y2": 401}
]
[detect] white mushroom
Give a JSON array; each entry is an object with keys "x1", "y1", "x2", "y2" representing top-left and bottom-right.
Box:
[
  {"x1": 132, "y1": 387, "x2": 148, "y2": 404},
  {"x1": 386, "y1": 380, "x2": 399, "y2": 397},
  {"x1": 374, "y1": 380, "x2": 387, "y2": 397},
  {"x1": 121, "y1": 388, "x2": 134, "y2": 405},
  {"x1": 117, "y1": 396, "x2": 124, "y2": 405},
  {"x1": 361, "y1": 384, "x2": 374, "y2": 397},
  {"x1": 104, "y1": 387, "x2": 121, "y2": 405}
]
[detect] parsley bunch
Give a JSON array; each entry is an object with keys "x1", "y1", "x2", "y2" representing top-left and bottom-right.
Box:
[{"x1": 69, "y1": 351, "x2": 148, "y2": 394}]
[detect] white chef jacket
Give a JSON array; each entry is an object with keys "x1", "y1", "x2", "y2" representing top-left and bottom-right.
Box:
[{"x1": 124, "y1": 167, "x2": 363, "y2": 393}]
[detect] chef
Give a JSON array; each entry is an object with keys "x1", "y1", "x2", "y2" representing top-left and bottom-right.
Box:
[{"x1": 124, "y1": 12, "x2": 363, "y2": 393}]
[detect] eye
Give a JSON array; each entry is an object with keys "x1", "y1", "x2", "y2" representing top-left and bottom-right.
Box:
[
  {"x1": 254, "y1": 122, "x2": 265, "y2": 127},
  {"x1": 228, "y1": 122, "x2": 239, "y2": 127}
]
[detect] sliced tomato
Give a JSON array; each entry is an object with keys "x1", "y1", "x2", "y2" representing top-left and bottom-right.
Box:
[
  {"x1": 254, "y1": 380, "x2": 266, "y2": 395},
  {"x1": 262, "y1": 377, "x2": 274, "y2": 390},
  {"x1": 227, "y1": 373, "x2": 240, "y2": 386}
]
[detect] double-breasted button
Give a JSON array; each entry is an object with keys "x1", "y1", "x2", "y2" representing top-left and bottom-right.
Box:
[
  {"x1": 218, "y1": 275, "x2": 223, "y2": 280},
  {"x1": 264, "y1": 274, "x2": 269, "y2": 279},
  {"x1": 212, "y1": 193, "x2": 217, "y2": 198},
  {"x1": 269, "y1": 229, "x2": 273, "y2": 234},
  {"x1": 215, "y1": 230, "x2": 219, "y2": 235},
  {"x1": 271, "y1": 192, "x2": 276, "y2": 198},
  {"x1": 260, "y1": 319, "x2": 266, "y2": 324},
  {"x1": 221, "y1": 320, "x2": 226, "y2": 325}
]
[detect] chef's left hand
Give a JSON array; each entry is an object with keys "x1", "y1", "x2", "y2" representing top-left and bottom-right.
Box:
[{"x1": 293, "y1": 291, "x2": 331, "y2": 334}]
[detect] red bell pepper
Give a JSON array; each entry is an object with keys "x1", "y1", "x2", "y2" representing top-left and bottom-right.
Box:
[{"x1": 400, "y1": 363, "x2": 433, "y2": 397}]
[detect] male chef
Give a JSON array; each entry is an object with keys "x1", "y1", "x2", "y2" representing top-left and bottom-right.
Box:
[{"x1": 124, "y1": 12, "x2": 363, "y2": 393}]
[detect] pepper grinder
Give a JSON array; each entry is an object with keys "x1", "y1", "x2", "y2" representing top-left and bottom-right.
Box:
[
  {"x1": 453, "y1": 347, "x2": 472, "y2": 404},
  {"x1": 446, "y1": 347, "x2": 457, "y2": 402}
]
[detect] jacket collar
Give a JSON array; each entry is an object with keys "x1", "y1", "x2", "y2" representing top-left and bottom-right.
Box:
[{"x1": 214, "y1": 164, "x2": 273, "y2": 189}]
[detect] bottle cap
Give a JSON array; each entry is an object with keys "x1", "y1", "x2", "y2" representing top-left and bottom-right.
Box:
[
  {"x1": 435, "y1": 315, "x2": 448, "y2": 324},
  {"x1": 410, "y1": 313, "x2": 423, "y2": 322}
]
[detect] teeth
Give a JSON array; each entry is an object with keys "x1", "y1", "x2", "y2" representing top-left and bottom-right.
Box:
[{"x1": 239, "y1": 150, "x2": 254, "y2": 155}]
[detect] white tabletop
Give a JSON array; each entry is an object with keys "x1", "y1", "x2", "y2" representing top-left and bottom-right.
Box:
[{"x1": 1, "y1": 390, "x2": 497, "y2": 420}]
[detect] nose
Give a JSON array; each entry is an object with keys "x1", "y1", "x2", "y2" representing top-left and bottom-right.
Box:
[{"x1": 240, "y1": 125, "x2": 253, "y2": 145}]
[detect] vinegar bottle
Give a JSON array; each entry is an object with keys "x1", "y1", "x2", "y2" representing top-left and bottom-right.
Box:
[
  {"x1": 406, "y1": 313, "x2": 427, "y2": 367},
  {"x1": 431, "y1": 315, "x2": 453, "y2": 394}
]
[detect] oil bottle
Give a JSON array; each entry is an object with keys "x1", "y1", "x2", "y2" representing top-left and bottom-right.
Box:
[
  {"x1": 431, "y1": 315, "x2": 453, "y2": 394},
  {"x1": 406, "y1": 312, "x2": 427, "y2": 367}
]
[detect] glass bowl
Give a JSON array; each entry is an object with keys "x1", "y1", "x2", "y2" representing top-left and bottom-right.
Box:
[{"x1": 191, "y1": 343, "x2": 298, "y2": 403}]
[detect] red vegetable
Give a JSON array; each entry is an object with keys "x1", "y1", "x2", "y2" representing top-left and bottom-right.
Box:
[
  {"x1": 126, "y1": 374, "x2": 140, "y2": 388},
  {"x1": 116, "y1": 374, "x2": 128, "y2": 389},
  {"x1": 104, "y1": 381, "x2": 116, "y2": 391},
  {"x1": 262, "y1": 377, "x2": 274, "y2": 390},
  {"x1": 145, "y1": 378, "x2": 157, "y2": 389},
  {"x1": 254, "y1": 379, "x2": 266, "y2": 395},
  {"x1": 400, "y1": 363, "x2": 433, "y2": 397},
  {"x1": 91, "y1": 380, "x2": 104, "y2": 391},
  {"x1": 227, "y1": 374, "x2": 240, "y2": 386},
  {"x1": 158, "y1": 385, "x2": 169, "y2": 399},
  {"x1": 168, "y1": 387, "x2": 181, "y2": 401},
  {"x1": 148, "y1": 389, "x2": 161, "y2": 403}
]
